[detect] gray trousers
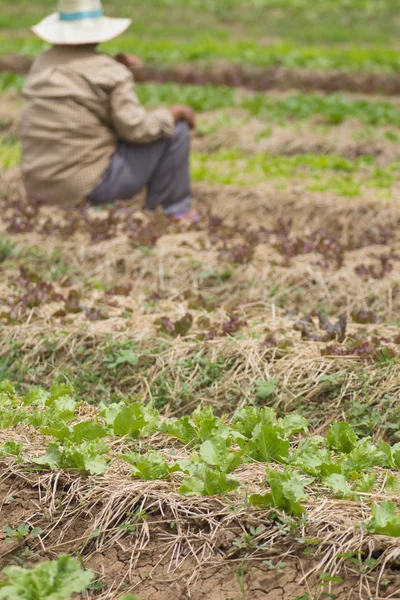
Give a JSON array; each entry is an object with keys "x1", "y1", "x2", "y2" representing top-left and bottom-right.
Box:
[{"x1": 87, "y1": 121, "x2": 192, "y2": 216}]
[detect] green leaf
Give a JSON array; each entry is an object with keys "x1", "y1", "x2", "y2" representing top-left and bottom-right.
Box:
[
  {"x1": 119, "y1": 596, "x2": 139, "y2": 600},
  {"x1": 343, "y1": 439, "x2": 386, "y2": 473},
  {"x1": 34, "y1": 440, "x2": 109, "y2": 475},
  {"x1": 83, "y1": 453, "x2": 109, "y2": 476},
  {"x1": 0, "y1": 441, "x2": 23, "y2": 458},
  {"x1": 0, "y1": 380, "x2": 16, "y2": 395},
  {"x1": 64, "y1": 440, "x2": 109, "y2": 475},
  {"x1": 47, "y1": 384, "x2": 75, "y2": 403},
  {"x1": 199, "y1": 437, "x2": 242, "y2": 473},
  {"x1": 327, "y1": 422, "x2": 358, "y2": 454},
  {"x1": 161, "y1": 407, "x2": 228, "y2": 447},
  {"x1": 113, "y1": 403, "x2": 158, "y2": 439},
  {"x1": 192, "y1": 406, "x2": 229, "y2": 442},
  {"x1": 174, "y1": 454, "x2": 202, "y2": 475},
  {"x1": 255, "y1": 379, "x2": 278, "y2": 400},
  {"x1": 71, "y1": 421, "x2": 107, "y2": 443},
  {"x1": 289, "y1": 436, "x2": 338, "y2": 477},
  {"x1": 367, "y1": 501, "x2": 400, "y2": 537},
  {"x1": 48, "y1": 395, "x2": 77, "y2": 420},
  {"x1": 250, "y1": 468, "x2": 307, "y2": 516},
  {"x1": 100, "y1": 402, "x2": 125, "y2": 426},
  {"x1": 33, "y1": 443, "x2": 62, "y2": 470},
  {"x1": 378, "y1": 441, "x2": 400, "y2": 470},
  {"x1": 17, "y1": 525, "x2": 30, "y2": 536},
  {"x1": 118, "y1": 451, "x2": 171, "y2": 481},
  {"x1": 0, "y1": 409, "x2": 29, "y2": 430},
  {"x1": 246, "y1": 425, "x2": 290, "y2": 463},
  {"x1": 0, "y1": 555, "x2": 94, "y2": 600},
  {"x1": 323, "y1": 473, "x2": 352, "y2": 498},
  {"x1": 179, "y1": 476, "x2": 205, "y2": 496},
  {"x1": 385, "y1": 475, "x2": 400, "y2": 494},
  {"x1": 248, "y1": 492, "x2": 274, "y2": 509},
  {"x1": 0, "y1": 381, "x2": 18, "y2": 409},
  {"x1": 22, "y1": 388, "x2": 49, "y2": 407},
  {"x1": 231, "y1": 406, "x2": 276, "y2": 439},
  {"x1": 351, "y1": 472, "x2": 377, "y2": 494},
  {"x1": 179, "y1": 465, "x2": 239, "y2": 497},
  {"x1": 160, "y1": 416, "x2": 199, "y2": 445},
  {"x1": 40, "y1": 422, "x2": 70, "y2": 442},
  {"x1": 113, "y1": 349, "x2": 139, "y2": 367},
  {"x1": 276, "y1": 414, "x2": 309, "y2": 438}
]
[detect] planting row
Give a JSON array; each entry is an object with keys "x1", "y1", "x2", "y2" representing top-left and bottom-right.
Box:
[
  {"x1": 1, "y1": 381, "x2": 400, "y2": 531},
  {"x1": 1, "y1": 138, "x2": 398, "y2": 196},
  {"x1": 4, "y1": 76, "x2": 400, "y2": 128},
  {"x1": 0, "y1": 0, "x2": 397, "y2": 46},
  {"x1": 2, "y1": 36, "x2": 400, "y2": 73}
]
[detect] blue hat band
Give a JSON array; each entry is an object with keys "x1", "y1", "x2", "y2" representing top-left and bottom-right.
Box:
[{"x1": 59, "y1": 8, "x2": 103, "y2": 21}]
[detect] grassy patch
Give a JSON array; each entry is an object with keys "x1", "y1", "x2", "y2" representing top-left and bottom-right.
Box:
[
  {"x1": 2, "y1": 129, "x2": 397, "y2": 196},
  {"x1": 0, "y1": 136, "x2": 20, "y2": 169},
  {"x1": 0, "y1": 238, "x2": 14, "y2": 262},
  {"x1": 0, "y1": 73, "x2": 25, "y2": 94},
  {"x1": 192, "y1": 149, "x2": 399, "y2": 194},
  {"x1": 0, "y1": 334, "x2": 239, "y2": 413}
]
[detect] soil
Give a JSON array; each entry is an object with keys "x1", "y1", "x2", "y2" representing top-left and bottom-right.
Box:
[{"x1": 1, "y1": 471, "x2": 398, "y2": 600}]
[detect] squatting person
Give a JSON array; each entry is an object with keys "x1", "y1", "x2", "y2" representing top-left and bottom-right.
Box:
[{"x1": 20, "y1": 0, "x2": 198, "y2": 221}]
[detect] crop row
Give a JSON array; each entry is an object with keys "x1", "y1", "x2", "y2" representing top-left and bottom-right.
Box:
[
  {"x1": 1, "y1": 380, "x2": 400, "y2": 533},
  {"x1": 2, "y1": 35, "x2": 400, "y2": 73},
  {"x1": 4, "y1": 74, "x2": 400, "y2": 128},
  {"x1": 1, "y1": 138, "x2": 397, "y2": 197},
  {"x1": 0, "y1": 0, "x2": 397, "y2": 47},
  {"x1": 139, "y1": 85, "x2": 400, "y2": 127},
  {"x1": 192, "y1": 151, "x2": 398, "y2": 195}
]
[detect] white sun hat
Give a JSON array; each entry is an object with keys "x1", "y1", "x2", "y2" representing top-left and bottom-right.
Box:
[{"x1": 31, "y1": 0, "x2": 131, "y2": 45}]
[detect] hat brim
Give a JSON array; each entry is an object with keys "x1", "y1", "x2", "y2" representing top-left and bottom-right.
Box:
[{"x1": 31, "y1": 13, "x2": 131, "y2": 45}]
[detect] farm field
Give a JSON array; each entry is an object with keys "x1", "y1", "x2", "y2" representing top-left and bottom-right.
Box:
[{"x1": 1, "y1": 1, "x2": 400, "y2": 599}]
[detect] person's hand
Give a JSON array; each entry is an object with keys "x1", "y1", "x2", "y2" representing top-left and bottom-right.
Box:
[
  {"x1": 169, "y1": 105, "x2": 196, "y2": 130},
  {"x1": 114, "y1": 53, "x2": 144, "y2": 70}
]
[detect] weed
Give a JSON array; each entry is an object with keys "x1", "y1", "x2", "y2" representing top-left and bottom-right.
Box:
[
  {"x1": 0, "y1": 238, "x2": 14, "y2": 262},
  {"x1": 232, "y1": 525, "x2": 266, "y2": 552},
  {"x1": 3, "y1": 524, "x2": 42, "y2": 544}
]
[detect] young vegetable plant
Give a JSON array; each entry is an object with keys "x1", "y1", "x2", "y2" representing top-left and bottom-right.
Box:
[
  {"x1": 33, "y1": 439, "x2": 109, "y2": 476},
  {"x1": 199, "y1": 437, "x2": 243, "y2": 473},
  {"x1": 0, "y1": 555, "x2": 94, "y2": 600},
  {"x1": 110, "y1": 402, "x2": 159, "y2": 439},
  {"x1": 160, "y1": 405, "x2": 230, "y2": 447},
  {"x1": 118, "y1": 450, "x2": 174, "y2": 481},
  {"x1": 0, "y1": 441, "x2": 23, "y2": 460},
  {"x1": 179, "y1": 461, "x2": 240, "y2": 497},
  {"x1": 367, "y1": 501, "x2": 400, "y2": 537},
  {"x1": 250, "y1": 468, "x2": 309, "y2": 516},
  {"x1": 3, "y1": 524, "x2": 42, "y2": 544}
]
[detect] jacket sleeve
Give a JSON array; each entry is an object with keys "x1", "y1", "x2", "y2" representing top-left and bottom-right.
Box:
[{"x1": 110, "y1": 72, "x2": 175, "y2": 143}]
